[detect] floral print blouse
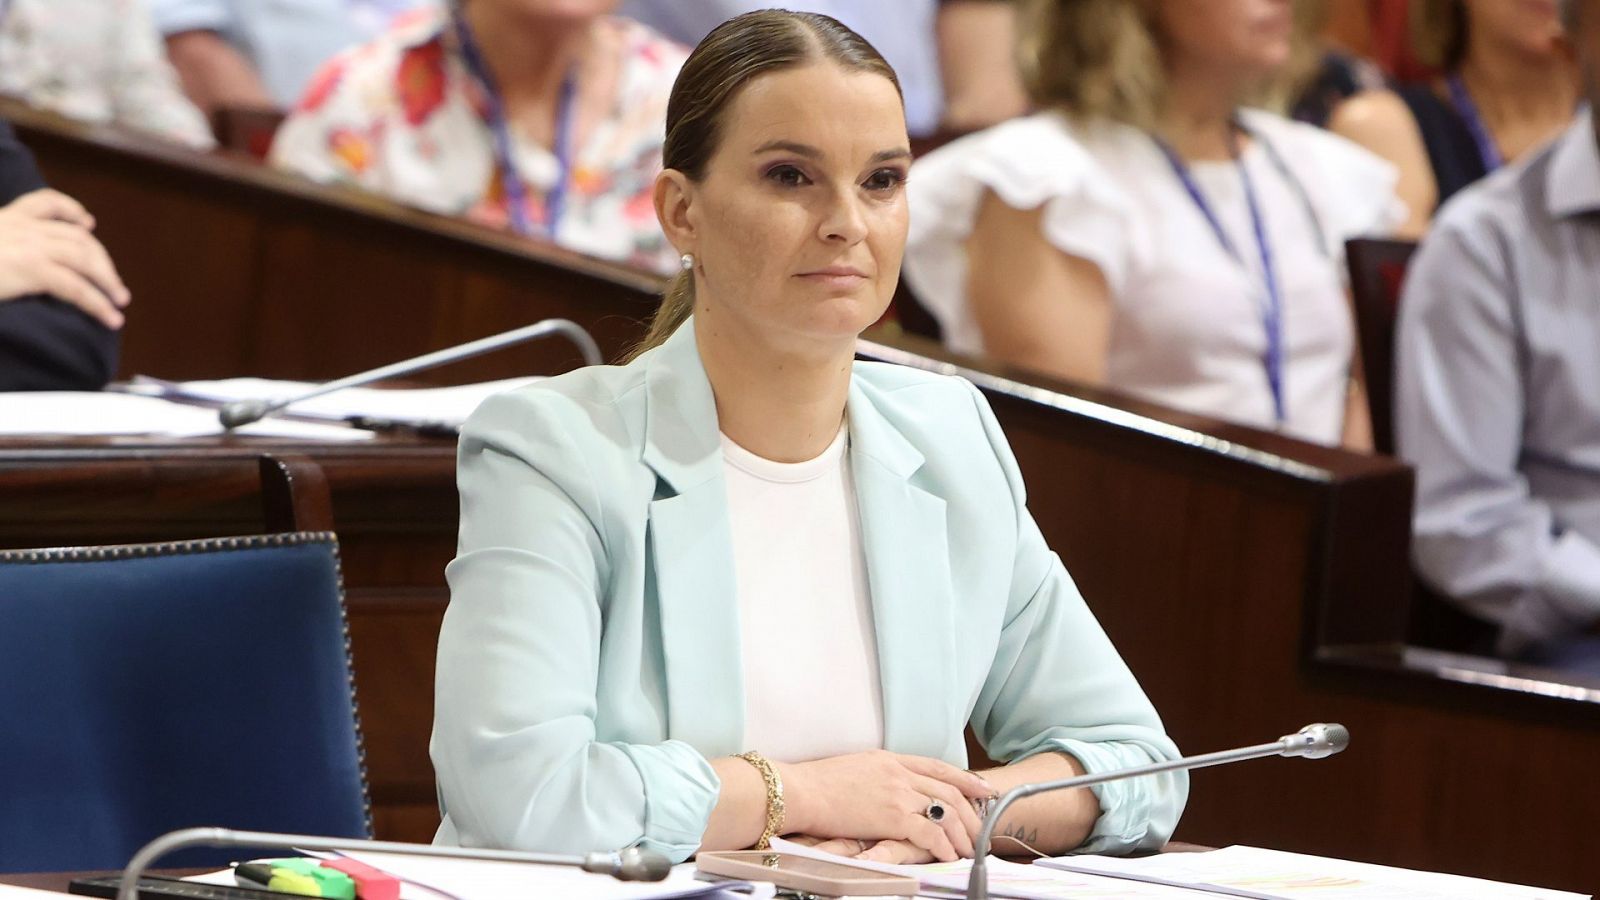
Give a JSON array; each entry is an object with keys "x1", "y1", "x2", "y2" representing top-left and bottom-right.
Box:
[
  {"x1": 269, "y1": 7, "x2": 686, "y2": 275},
  {"x1": 0, "y1": 0, "x2": 215, "y2": 149}
]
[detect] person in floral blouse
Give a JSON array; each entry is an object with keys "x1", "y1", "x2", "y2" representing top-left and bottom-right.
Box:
[{"x1": 269, "y1": 0, "x2": 686, "y2": 275}]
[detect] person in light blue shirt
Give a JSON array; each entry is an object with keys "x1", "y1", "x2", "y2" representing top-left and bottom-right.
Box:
[
  {"x1": 150, "y1": 0, "x2": 433, "y2": 114},
  {"x1": 617, "y1": 0, "x2": 1027, "y2": 137},
  {"x1": 1396, "y1": 0, "x2": 1600, "y2": 677},
  {"x1": 432, "y1": 9, "x2": 1183, "y2": 866}
]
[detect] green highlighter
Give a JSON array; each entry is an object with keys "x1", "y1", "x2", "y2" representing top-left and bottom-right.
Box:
[{"x1": 234, "y1": 858, "x2": 357, "y2": 900}]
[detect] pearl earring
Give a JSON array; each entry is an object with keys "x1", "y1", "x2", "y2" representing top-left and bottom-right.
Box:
[{"x1": 680, "y1": 253, "x2": 694, "y2": 271}]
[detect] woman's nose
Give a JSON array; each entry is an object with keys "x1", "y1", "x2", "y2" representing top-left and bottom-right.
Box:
[{"x1": 818, "y1": 187, "x2": 869, "y2": 244}]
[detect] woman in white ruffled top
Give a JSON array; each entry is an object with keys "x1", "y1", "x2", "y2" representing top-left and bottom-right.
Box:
[{"x1": 903, "y1": 0, "x2": 1403, "y2": 449}]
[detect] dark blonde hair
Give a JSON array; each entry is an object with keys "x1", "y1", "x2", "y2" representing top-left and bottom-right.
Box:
[
  {"x1": 1018, "y1": 0, "x2": 1318, "y2": 130},
  {"x1": 626, "y1": 9, "x2": 901, "y2": 361}
]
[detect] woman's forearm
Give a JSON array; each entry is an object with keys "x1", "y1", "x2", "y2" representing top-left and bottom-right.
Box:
[
  {"x1": 700, "y1": 757, "x2": 772, "y2": 851},
  {"x1": 973, "y1": 752, "x2": 1101, "y2": 856}
]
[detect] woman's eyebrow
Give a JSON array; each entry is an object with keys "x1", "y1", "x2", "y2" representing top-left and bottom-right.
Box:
[
  {"x1": 752, "y1": 141, "x2": 913, "y2": 164},
  {"x1": 753, "y1": 140, "x2": 821, "y2": 157}
]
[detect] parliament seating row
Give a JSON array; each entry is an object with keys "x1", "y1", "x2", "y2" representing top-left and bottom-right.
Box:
[{"x1": 4, "y1": 99, "x2": 1597, "y2": 892}]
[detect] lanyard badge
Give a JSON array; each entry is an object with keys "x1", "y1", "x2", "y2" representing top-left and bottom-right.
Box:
[
  {"x1": 1151, "y1": 123, "x2": 1300, "y2": 425},
  {"x1": 451, "y1": 10, "x2": 579, "y2": 238}
]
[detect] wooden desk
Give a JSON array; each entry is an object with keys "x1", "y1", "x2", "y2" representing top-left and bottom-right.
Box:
[{"x1": 6, "y1": 102, "x2": 1599, "y2": 892}]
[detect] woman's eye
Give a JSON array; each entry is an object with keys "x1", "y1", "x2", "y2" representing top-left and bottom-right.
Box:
[
  {"x1": 766, "y1": 164, "x2": 809, "y2": 187},
  {"x1": 864, "y1": 168, "x2": 906, "y2": 192}
]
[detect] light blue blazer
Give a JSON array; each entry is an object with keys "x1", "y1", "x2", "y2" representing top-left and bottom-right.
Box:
[{"x1": 431, "y1": 321, "x2": 1187, "y2": 862}]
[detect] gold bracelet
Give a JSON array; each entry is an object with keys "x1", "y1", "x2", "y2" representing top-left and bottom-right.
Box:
[{"x1": 736, "y1": 751, "x2": 785, "y2": 850}]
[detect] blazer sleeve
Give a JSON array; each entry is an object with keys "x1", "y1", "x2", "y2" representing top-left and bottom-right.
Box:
[
  {"x1": 961, "y1": 381, "x2": 1188, "y2": 854},
  {"x1": 0, "y1": 119, "x2": 121, "y2": 391},
  {"x1": 431, "y1": 391, "x2": 719, "y2": 861}
]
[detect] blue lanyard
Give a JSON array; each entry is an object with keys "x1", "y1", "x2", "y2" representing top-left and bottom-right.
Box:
[
  {"x1": 451, "y1": 10, "x2": 578, "y2": 238},
  {"x1": 1152, "y1": 124, "x2": 1288, "y2": 425},
  {"x1": 1445, "y1": 74, "x2": 1504, "y2": 174}
]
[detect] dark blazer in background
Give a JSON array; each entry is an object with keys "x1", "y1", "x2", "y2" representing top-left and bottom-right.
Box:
[{"x1": 0, "y1": 118, "x2": 120, "y2": 391}]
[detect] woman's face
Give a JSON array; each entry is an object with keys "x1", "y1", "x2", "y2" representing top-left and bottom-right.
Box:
[
  {"x1": 667, "y1": 62, "x2": 910, "y2": 351},
  {"x1": 1463, "y1": 0, "x2": 1565, "y2": 59},
  {"x1": 1156, "y1": 0, "x2": 1294, "y2": 77}
]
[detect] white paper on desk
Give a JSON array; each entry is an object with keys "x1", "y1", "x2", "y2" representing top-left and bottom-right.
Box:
[
  {"x1": 326, "y1": 850, "x2": 763, "y2": 900},
  {"x1": 766, "y1": 837, "x2": 1216, "y2": 899},
  {"x1": 0, "y1": 392, "x2": 372, "y2": 441},
  {"x1": 130, "y1": 376, "x2": 541, "y2": 429},
  {"x1": 1037, "y1": 846, "x2": 1590, "y2": 900},
  {"x1": 0, "y1": 886, "x2": 75, "y2": 899},
  {"x1": 187, "y1": 864, "x2": 768, "y2": 900}
]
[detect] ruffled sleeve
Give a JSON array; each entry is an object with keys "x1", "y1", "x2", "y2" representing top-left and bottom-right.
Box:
[{"x1": 904, "y1": 113, "x2": 1138, "y2": 354}]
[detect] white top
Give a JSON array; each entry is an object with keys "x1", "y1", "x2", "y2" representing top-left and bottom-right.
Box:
[
  {"x1": 903, "y1": 109, "x2": 1404, "y2": 445},
  {"x1": 721, "y1": 424, "x2": 885, "y2": 762}
]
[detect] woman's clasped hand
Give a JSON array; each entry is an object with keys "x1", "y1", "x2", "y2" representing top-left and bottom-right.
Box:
[{"x1": 778, "y1": 750, "x2": 996, "y2": 862}]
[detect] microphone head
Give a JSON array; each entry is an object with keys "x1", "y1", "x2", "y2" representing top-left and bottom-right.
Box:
[
  {"x1": 1280, "y1": 722, "x2": 1350, "y2": 759},
  {"x1": 614, "y1": 847, "x2": 672, "y2": 881},
  {"x1": 218, "y1": 399, "x2": 270, "y2": 429}
]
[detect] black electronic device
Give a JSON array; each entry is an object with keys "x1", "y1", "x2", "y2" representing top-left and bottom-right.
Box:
[{"x1": 69, "y1": 875, "x2": 283, "y2": 900}]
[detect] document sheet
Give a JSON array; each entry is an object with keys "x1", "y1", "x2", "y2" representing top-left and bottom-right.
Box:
[
  {"x1": 1038, "y1": 845, "x2": 1589, "y2": 900},
  {"x1": 0, "y1": 392, "x2": 372, "y2": 440},
  {"x1": 129, "y1": 376, "x2": 542, "y2": 430}
]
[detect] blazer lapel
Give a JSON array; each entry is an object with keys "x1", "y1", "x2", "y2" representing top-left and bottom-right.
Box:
[
  {"x1": 848, "y1": 381, "x2": 956, "y2": 758},
  {"x1": 642, "y1": 325, "x2": 745, "y2": 754}
]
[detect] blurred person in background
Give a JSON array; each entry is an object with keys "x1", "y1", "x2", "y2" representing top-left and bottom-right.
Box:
[
  {"x1": 1330, "y1": 0, "x2": 1576, "y2": 238},
  {"x1": 903, "y1": 0, "x2": 1403, "y2": 450},
  {"x1": 0, "y1": 118, "x2": 129, "y2": 391},
  {"x1": 0, "y1": 0, "x2": 214, "y2": 149},
  {"x1": 152, "y1": 0, "x2": 435, "y2": 116},
  {"x1": 617, "y1": 0, "x2": 1029, "y2": 138},
  {"x1": 1395, "y1": 0, "x2": 1600, "y2": 676},
  {"x1": 1288, "y1": 0, "x2": 1390, "y2": 126},
  {"x1": 269, "y1": 0, "x2": 685, "y2": 274}
]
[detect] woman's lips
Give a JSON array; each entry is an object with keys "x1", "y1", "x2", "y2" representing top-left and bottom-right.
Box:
[{"x1": 796, "y1": 267, "x2": 869, "y2": 289}]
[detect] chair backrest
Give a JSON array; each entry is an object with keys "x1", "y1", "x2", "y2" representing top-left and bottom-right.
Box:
[
  {"x1": 1346, "y1": 237, "x2": 1418, "y2": 456},
  {"x1": 0, "y1": 532, "x2": 371, "y2": 872}
]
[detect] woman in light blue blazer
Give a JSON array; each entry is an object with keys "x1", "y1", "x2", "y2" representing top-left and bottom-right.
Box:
[{"x1": 432, "y1": 9, "x2": 1186, "y2": 867}]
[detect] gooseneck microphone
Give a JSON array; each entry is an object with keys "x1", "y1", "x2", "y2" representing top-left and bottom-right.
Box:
[
  {"x1": 117, "y1": 827, "x2": 673, "y2": 900},
  {"x1": 218, "y1": 318, "x2": 603, "y2": 429},
  {"x1": 966, "y1": 723, "x2": 1350, "y2": 900}
]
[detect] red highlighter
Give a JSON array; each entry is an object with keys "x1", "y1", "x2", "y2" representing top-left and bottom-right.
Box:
[{"x1": 318, "y1": 857, "x2": 400, "y2": 900}]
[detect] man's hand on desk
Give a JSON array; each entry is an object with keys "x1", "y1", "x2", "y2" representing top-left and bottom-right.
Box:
[{"x1": 0, "y1": 188, "x2": 131, "y2": 329}]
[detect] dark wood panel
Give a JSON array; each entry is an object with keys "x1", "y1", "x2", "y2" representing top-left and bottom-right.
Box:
[
  {"x1": 7, "y1": 100, "x2": 1600, "y2": 892},
  {"x1": 0, "y1": 436, "x2": 459, "y2": 846}
]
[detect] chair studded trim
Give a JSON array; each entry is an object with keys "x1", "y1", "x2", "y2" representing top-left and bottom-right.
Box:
[{"x1": 0, "y1": 531, "x2": 375, "y2": 836}]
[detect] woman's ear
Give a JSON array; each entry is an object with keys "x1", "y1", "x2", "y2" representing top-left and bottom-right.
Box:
[{"x1": 654, "y1": 169, "x2": 696, "y2": 255}]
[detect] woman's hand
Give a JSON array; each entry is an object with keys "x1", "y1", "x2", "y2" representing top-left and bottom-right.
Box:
[{"x1": 780, "y1": 750, "x2": 994, "y2": 861}]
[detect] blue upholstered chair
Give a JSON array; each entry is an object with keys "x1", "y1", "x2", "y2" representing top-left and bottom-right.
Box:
[{"x1": 0, "y1": 527, "x2": 371, "y2": 872}]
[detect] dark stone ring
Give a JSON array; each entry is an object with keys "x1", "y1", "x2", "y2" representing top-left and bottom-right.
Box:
[{"x1": 924, "y1": 799, "x2": 947, "y2": 823}]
